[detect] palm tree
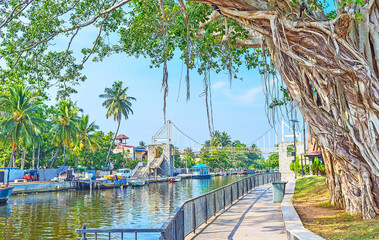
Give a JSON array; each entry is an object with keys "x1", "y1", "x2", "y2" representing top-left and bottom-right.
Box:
[
  {"x1": 219, "y1": 132, "x2": 231, "y2": 147},
  {"x1": 99, "y1": 81, "x2": 136, "y2": 164},
  {"x1": 49, "y1": 99, "x2": 79, "y2": 168},
  {"x1": 138, "y1": 141, "x2": 147, "y2": 149},
  {"x1": 74, "y1": 114, "x2": 100, "y2": 166},
  {"x1": 0, "y1": 86, "x2": 44, "y2": 168}
]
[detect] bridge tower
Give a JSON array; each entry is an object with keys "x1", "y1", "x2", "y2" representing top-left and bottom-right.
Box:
[{"x1": 147, "y1": 120, "x2": 174, "y2": 177}]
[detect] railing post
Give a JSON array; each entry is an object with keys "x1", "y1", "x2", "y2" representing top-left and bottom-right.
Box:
[
  {"x1": 223, "y1": 188, "x2": 226, "y2": 209},
  {"x1": 192, "y1": 201, "x2": 196, "y2": 233},
  {"x1": 134, "y1": 231, "x2": 137, "y2": 240},
  {"x1": 182, "y1": 208, "x2": 185, "y2": 240},
  {"x1": 213, "y1": 192, "x2": 216, "y2": 215},
  {"x1": 80, "y1": 225, "x2": 87, "y2": 240},
  {"x1": 236, "y1": 182, "x2": 239, "y2": 199},
  {"x1": 205, "y1": 197, "x2": 208, "y2": 223},
  {"x1": 231, "y1": 185, "x2": 233, "y2": 204}
]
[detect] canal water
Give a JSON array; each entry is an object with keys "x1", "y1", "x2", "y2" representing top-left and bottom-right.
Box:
[{"x1": 0, "y1": 176, "x2": 244, "y2": 239}]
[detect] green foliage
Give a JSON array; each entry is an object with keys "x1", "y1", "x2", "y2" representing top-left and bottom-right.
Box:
[
  {"x1": 99, "y1": 81, "x2": 136, "y2": 121},
  {"x1": 290, "y1": 156, "x2": 310, "y2": 174},
  {"x1": 0, "y1": 83, "x2": 134, "y2": 169},
  {"x1": 99, "y1": 81, "x2": 136, "y2": 163},
  {"x1": 267, "y1": 153, "x2": 279, "y2": 169},
  {"x1": 311, "y1": 157, "x2": 326, "y2": 175},
  {"x1": 269, "y1": 86, "x2": 293, "y2": 109},
  {"x1": 200, "y1": 132, "x2": 267, "y2": 169},
  {"x1": 0, "y1": 85, "x2": 45, "y2": 167}
]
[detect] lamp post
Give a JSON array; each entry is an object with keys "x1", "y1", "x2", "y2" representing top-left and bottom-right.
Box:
[{"x1": 290, "y1": 119, "x2": 299, "y2": 179}]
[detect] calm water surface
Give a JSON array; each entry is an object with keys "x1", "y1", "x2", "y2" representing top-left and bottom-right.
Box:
[{"x1": 0, "y1": 176, "x2": 243, "y2": 239}]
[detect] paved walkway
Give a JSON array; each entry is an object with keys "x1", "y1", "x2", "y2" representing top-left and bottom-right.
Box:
[{"x1": 186, "y1": 185, "x2": 286, "y2": 240}]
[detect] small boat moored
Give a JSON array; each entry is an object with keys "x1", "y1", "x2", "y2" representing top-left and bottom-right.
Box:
[
  {"x1": 0, "y1": 168, "x2": 15, "y2": 204},
  {"x1": 169, "y1": 177, "x2": 181, "y2": 183},
  {"x1": 130, "y1": 179, "x2": 146, "y2": 187},
  {"x1": 0, "y1": 186, "x2": 14, "y2": 204}
]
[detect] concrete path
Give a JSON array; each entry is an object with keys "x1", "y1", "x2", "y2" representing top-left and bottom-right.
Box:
[{"x1": 186, "y1": 185, "x2": 286, "y2": 240}]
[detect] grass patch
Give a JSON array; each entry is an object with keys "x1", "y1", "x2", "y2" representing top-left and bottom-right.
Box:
[
  {"x1": 317, "y1": 201, "x2": 342, "y2": 210},
  {"x1": 293, "y1": 176, "x2": 328, "y2": 202},
  {"x1": 293, "y1": 177, "x2": 379, "y2": 240}
]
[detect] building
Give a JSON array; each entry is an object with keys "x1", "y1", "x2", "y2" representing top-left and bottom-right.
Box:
[{"x1": 112, "y1": 134, "x2": 147, "y2": 160}]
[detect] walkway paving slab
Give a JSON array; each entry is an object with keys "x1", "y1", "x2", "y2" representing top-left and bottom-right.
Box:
[{"x1": 186, "y1": 185, "x2": 287, "y2": 240}]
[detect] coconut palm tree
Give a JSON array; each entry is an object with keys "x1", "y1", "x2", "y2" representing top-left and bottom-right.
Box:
[
  {"x1": 138, "y1": 141, "x2": 147, "y2": 149},
  {"x1": 99, "y1": 81, "x2": 136, "y2": 164},
  {"x1": 0, "y1": 86, "x2": 44, "y2": 168},
  {"x1": 74, "y1": 114, "x2": 100, "y2": 166},
  {"x1": 49, "y1": 99, "x2": 79, "y2": 168}
]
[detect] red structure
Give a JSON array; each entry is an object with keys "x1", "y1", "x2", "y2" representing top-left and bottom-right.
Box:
[{"x1": 115, "y1": 134, "x2": 129, "y2": 146}]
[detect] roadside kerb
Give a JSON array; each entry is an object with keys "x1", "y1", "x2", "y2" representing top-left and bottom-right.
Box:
[{"x1": 281, "y1": 180, "x2": 325, "y2": 240}]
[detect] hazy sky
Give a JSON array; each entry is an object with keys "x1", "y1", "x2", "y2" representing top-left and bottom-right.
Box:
[{"x1": 48, "y1": 16, "x2": 304, "y2": 152}]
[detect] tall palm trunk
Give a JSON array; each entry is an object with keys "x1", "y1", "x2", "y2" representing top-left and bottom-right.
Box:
[
  {"x1": 32, "y1": 146, "x2": 35, "y2": 169},
  {"x1": 21, "y1": 149, "x2": 26, "y2": 170},
  {"x1": 37, "y1": 144, "x2": 40, "y2": 169},
  {"x1": 8, "y1": 145, "x2": 16, "y2": 168},
  {"x1": 50, "y1": 142, "x2": 62, "y2": 168},
  {"x1": 63, "y1": 146, "x2": 66, "y2": 166},
  {"x1": 106, "y1": 117, "x2": 121, "y2": 164}
]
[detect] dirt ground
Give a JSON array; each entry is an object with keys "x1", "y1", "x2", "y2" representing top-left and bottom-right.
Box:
[{"x1": 293, "y1": 198, "x2": 343, "y2": 222}]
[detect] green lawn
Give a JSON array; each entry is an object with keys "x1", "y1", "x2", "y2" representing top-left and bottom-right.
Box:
[{"x1": 293, "y1": 177, "x2": 379, "y2": 240}]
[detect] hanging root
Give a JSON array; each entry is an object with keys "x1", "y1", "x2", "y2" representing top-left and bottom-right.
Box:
[{"x1": 178, "y1": 0, "x2": 191, "y2": 101}]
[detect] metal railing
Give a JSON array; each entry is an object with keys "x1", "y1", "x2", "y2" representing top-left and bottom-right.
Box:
[
  {"x1": 131, "y1": 161, "x2": 144, "y2": 177},
  {"x1": 76, "y1": 172, "x2": 281, "y2": 240}
]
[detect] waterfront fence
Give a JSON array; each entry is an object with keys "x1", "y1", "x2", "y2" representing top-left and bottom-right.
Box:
[{"x1": 76, "y1": 172, "x2": 281, "y2": 240}]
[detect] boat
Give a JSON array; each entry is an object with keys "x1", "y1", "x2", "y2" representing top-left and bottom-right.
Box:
[
  {"x1": 130, "y1": 179, "x2": 146, "y2": 187},
  {"x1": 0, "y1": 168, "x2": 15, "y2": 204},
  {"x1": 170, "y1": 177, "x2": 181, "y2": 183},
  {"x1": 0, "y1": 186, "x2": 14, "y2": 204}
]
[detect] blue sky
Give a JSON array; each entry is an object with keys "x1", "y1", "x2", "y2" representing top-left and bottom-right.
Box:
[{"x1": 48, "y1": 17, "x2": 304, "y2": 152}]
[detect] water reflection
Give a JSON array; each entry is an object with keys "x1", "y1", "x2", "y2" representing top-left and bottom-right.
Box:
[{"x1": 0, "y1": 176, "x2": 243, "y2": 239}]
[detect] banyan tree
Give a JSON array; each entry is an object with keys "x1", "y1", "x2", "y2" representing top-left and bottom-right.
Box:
[{"x1": 0, "y1": 0, "x2": 378, "y2": 218}]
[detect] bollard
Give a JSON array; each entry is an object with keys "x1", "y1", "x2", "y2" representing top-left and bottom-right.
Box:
[
  {"x1": 272, "y1": 181, "x2": 288, "y2": 203},
  {"x1": 80, "y1": 225, "x2": 87, "y2": 240}
]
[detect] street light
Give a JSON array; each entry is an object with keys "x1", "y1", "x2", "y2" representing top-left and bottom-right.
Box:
[{"x1": 290, "y1": 119, "x2": 299, "y2": 179}]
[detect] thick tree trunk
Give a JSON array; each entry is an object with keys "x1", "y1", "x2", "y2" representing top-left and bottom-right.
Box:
[
  {"x1": 196, "y1": 0, "x2": 379, "y2": 218},
  {"x1": 106, "y1": 118, "x2": 121, "y2": 164}
]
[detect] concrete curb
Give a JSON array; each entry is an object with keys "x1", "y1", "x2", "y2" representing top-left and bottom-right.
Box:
[{"x1": 281, "y1": 180, "x2": 325, "y2": 240}]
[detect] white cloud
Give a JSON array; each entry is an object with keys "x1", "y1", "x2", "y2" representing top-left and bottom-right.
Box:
[
  {"x1": 212, "y1": 81, "x2": 262, "y2": 105},
  {"x1": 224, "y1": 87, "x2": 262, "y2": 105},
  {"x1": 212, "y1": 81, "x2": 228, "y2": 90}
]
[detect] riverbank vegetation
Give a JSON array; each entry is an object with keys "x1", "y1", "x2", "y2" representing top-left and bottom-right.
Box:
[
  {"x1": 198, "y1": 131, "x2": 279, "y2": 170},
  {"x1": 0, "y1": 84, "x2": 137, "y2": 170},
  {"x1": 293, "y1": 177, "x2": 379, "y2": 239}
]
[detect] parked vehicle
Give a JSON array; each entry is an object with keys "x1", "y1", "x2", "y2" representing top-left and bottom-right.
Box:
[
  {"x1": 116, "y1": 169, "x2": 132, "y2": 179},
  {"x1": 23, "y1": 169, "x2": 39, "y2": 181}
]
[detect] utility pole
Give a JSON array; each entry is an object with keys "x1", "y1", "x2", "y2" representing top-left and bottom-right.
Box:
[
  {"x1": 290, "y1": 120, "x2": 299, "y2": 179},
  {"x1": 303, "y1": 119, "x2": 307, "y2": 175}
]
